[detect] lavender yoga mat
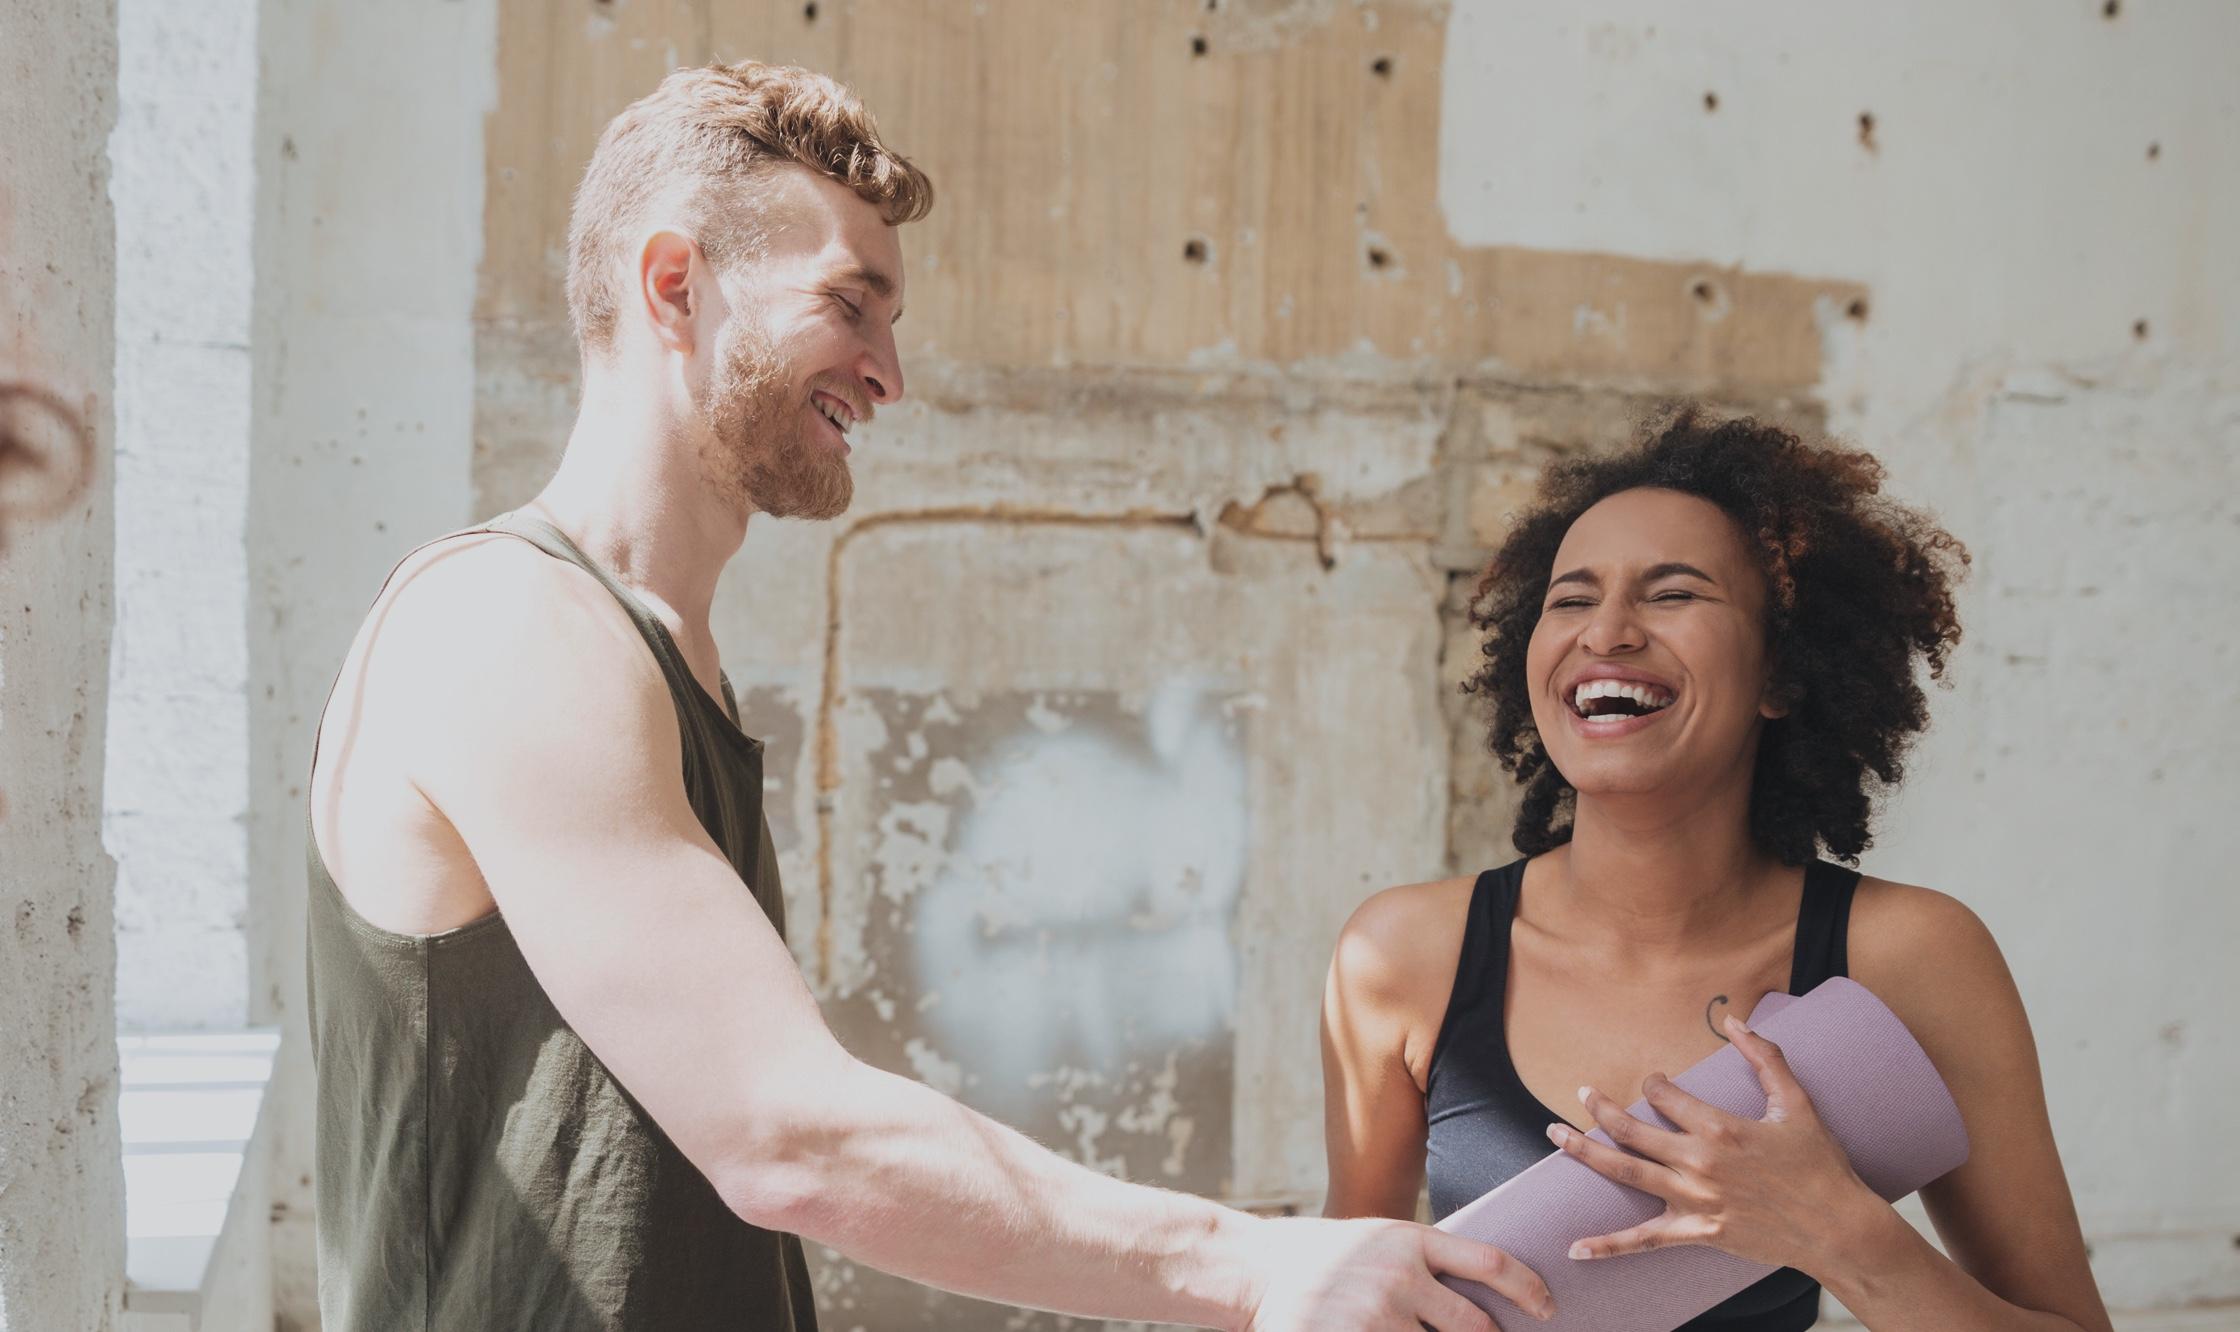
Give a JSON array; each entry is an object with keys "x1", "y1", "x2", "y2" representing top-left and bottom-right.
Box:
[{"x1": 1435, "y1": 977, "x2": 1969, "y2": 1330}]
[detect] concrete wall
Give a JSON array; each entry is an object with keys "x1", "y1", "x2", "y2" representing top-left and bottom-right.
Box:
[
  {"x1": 0, "y1": 3, "x2": 123, "y2": 1329},
  {"x1": 107, "y1": 0, "x2": 260, "y2": 1033},
  {"x1": 209, "y1": 0, "x2": 2237, "y2": 1325},
  {"x1": 1436, "y1": 2, "x2": 2240, "y2": 1305},
  {"x1": 471, "y1": 4, "x2": 1827, "y2": 1328},
  {"x1": 245, "y1": 1, "x2": 495, "y2": 1321}
]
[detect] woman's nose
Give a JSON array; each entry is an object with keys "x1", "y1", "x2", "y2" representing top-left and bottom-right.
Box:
[{"x1": 1579, "y1": 598, "x2": 1645, "y2": 655}]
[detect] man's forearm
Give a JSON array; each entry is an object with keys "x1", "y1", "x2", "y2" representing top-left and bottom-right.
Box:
[{"x1": 745, "y1": 1058, "x2": 1263, "y2": 1329}]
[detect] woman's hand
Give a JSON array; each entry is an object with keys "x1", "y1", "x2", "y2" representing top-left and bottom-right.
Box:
[{"x1": 1546, "y1": 1014, "x2": 1887, "y2": 1273}]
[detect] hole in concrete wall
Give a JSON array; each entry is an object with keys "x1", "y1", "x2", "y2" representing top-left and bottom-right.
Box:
[
  {"x1": 1691, "y1": 279, "x2": 1718, "y2": 304},
  {"x1": 1857, "y1": 111, "x2": 1878, "y2": 152},
  {"x1": 1371, "y1": 56, "x2": 1394, "y2": 78},
  {"x1": 1191, "y1": 34, "x2": 1209, "y2": 57},
  {"x1": 803, "y1": 1, "x2": 817, "y2": 20},
  {"x1": 1703, "y1": 90, "x2": 1719, "y2": 112},
  {"x1": 2147, "y1": 141, "x2": 2161, "y2": 160},
  {"x1": 1846, "y1": 297, "x2": 1870, "y2": 322},
  {"x1": 1366, "y1": 245, "x2": 1392, "y2": 270},
  {"x1": 2133, "y1": 318, "x2": 2150, "y2": 340},
  {"x1": 1183, "y1": 237, "x2": 1210, "y2": 265},
  {"x1": 2103, "y1": 0, "x2": 2120, "y2": 17}
]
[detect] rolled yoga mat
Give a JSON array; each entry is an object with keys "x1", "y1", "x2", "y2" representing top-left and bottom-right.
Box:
[{"x1": 1435, "y1": 976, "x2": 1970, "y2": 1330}]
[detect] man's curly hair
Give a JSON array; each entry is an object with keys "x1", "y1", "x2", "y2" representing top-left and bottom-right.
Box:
[{"x1": 1463, "y1": 409, "x2": 1969, "y2": 866}]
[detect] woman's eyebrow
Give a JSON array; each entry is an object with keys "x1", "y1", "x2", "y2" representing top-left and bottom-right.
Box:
[
  {"x1": 1548, "y1": 568, "x2": 1600, "y2": 591},
  {"x1": 1644, "y1": 561, "x2": 1718, "y2": 583}
]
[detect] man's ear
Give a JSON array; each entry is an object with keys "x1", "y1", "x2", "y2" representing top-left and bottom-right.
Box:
[{"x1": 635, "y1": 228, "x2": 700, "y2": 355}]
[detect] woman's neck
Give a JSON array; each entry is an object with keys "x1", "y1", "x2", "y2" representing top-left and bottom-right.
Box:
[{"x1": 1546, "y1": 785, "x2": 1794, "y2": 950}]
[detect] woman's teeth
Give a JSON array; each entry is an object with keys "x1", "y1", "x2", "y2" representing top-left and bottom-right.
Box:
[{"x1": 1571, "y1": 678, "x2": 1675, "y2": 719}]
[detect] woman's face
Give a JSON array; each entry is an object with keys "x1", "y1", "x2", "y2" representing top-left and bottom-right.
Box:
[{"x1": 1524, "y1": 487, "x2": 1784, "y2": 801}]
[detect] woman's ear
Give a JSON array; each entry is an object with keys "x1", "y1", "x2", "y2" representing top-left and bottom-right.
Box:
[{"x1": 1760, "y1": 674, "x2": 1800, "y2": 720}]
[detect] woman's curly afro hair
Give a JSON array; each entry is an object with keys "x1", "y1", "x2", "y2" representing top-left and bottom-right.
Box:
[{"x1": 1463, "y1": 409, "x2": 1970, "y2": 866}]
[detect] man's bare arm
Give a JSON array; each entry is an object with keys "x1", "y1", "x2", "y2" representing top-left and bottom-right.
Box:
[{"x1": 376, "y1": 546, "x2": 1551, "y2": 1331}]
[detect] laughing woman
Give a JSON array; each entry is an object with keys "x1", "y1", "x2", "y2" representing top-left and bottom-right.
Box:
[{"x1": 1321, "y1": 412, "x2": 2112, "y2": 1330}]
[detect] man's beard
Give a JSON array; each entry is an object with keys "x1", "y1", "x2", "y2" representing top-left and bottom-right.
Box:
[{"x1": 697, "y1": 316, "x2": 854, "y2": 521}]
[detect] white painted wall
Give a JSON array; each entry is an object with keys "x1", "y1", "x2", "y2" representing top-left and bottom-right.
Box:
[
  {"x1": 107, "y1": 0, "x2": 259, "y2": 1033},
  {"x1": 0, "y1": 3, "x2": 123, "y2": 1328},
  {"x1": 244, "y1": 1, "x2": 496, "y2": 1320},
  {"x1": 1441, "y1": 0, "x2": 2240, "y2": 1308}
]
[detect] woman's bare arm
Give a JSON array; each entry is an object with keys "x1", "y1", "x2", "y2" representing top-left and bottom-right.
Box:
[
  {"x1": 1321, "y1": 881, "x2": 1473, "y2": 1221},
  {"x1": 1834, "y1": 883, "x2": 2113, "y2": 1330}
]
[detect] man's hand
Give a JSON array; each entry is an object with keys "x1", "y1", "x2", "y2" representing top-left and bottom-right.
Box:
[{"x1": 1243, "y1": 1216, "x2": 1553, "y2": 1330}]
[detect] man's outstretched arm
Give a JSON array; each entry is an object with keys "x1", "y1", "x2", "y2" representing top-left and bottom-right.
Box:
[{"x1": 390, "y1": 550, "x2": 1551, "y2": 1330}]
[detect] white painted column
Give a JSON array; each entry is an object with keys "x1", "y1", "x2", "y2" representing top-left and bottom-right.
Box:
[{"x1": 106, "y1": 0, "x2": 260, "y2": 1032}]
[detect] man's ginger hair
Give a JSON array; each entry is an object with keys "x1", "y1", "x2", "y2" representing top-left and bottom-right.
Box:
[{"x1": 565, "y1": 60, "x2": 934, "y2": 352}]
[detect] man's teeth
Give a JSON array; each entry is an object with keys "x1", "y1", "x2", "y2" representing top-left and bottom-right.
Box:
[
  {"x1": 815, "y1": 396, "x2": 851, "y2": 432},
  {"x1": 1571, "y1": 678, "x2": 1674, "y2": 717}
]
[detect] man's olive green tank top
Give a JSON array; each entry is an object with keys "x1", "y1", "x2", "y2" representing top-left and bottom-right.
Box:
[{"x1": 306, "y1": 512, "x2": 819, "y2": 1331}]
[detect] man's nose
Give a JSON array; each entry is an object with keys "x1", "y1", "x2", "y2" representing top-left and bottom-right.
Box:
[{"x1": 858, "y1": 328, "x2": 904, "y2": 406}]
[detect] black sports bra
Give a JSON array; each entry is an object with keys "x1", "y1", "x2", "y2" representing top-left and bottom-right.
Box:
[{"x1": 1423, "y1": 858, "x2": 1860, "y2": 1331}]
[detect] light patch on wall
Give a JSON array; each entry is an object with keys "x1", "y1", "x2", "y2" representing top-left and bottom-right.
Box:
[
  {"x1": 909, "y1": 681, "x2": 1245, "y2": 1103},
  {"x1": 816, "y1": 683, "x2": 1243, "y2": 1330}
]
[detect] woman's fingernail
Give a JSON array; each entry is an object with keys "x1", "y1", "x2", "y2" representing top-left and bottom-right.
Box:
[
  {"x1": 1546, "y1": 1122, "x2": 1568, "y2": 1147},
  {"x1": 1577, "y1": 1085, "x2": 1594, "y2": 1106},
  {"x1": 1725, "y1": 1014, "x2": 1748, "y2": 1036},
  {"x1": 1568, "y1": 1241, "x2": 1592, "y2": 1260}
]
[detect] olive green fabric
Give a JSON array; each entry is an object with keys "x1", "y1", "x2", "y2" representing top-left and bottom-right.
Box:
[{"x1": 307, "y1": 511, "x2": 818, "y2": 1331}]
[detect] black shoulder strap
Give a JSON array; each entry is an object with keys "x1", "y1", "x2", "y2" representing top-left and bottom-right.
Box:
[
  {"x1": 1429, "y1": 861, "x2": 1526, "y2": 1074},
  {"x1": 1788, "y1": 860, "x2": 1861, "y2": 992}
]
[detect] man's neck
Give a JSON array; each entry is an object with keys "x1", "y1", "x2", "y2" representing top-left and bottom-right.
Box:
[{"x1": 528, "y1": 370, "x2": 748, "y2": 634}]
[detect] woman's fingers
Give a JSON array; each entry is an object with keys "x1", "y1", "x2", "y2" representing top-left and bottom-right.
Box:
[
  {"x1": 1722, "y1": 1015, "x2": 1812, "y2": 1120},
  {"x1": 1418, "y1": 1228, "x2": 1556, "y2": 1322},
  {"x1": 1567, "y1": 1212, "x2": 1710, "y2": 1261},
  {"x1": 1545, "y1": 1120, "x2": 1683, "y2": 1200},
  {"x1": 1639, "y1": 1071, "x2": 1732, "y2": 1139},
  {"x1": 1577, "y1": 1084, "x2": 1688, "y2": 1163}
]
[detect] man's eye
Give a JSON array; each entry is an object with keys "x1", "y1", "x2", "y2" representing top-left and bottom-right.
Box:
[{"x1": 832, "y1": 294, "x2": 862, "y2": 319}]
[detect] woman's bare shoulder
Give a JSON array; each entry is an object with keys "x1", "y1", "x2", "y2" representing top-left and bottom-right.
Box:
[
  {"x1": 1328, "y1": 876, "x2": 1478, "y2": 1033},
  {"x1": 1846, "y1": 874, "x2": 2034, "y2": 1085}
]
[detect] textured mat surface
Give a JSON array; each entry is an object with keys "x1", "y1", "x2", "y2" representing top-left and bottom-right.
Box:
[{"x1": 1435, "y1": 977, "x2": 1970, "y2": 1330}]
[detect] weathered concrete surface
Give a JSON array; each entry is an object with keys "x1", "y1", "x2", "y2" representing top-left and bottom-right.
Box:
[
  {"x1": 458, "y1": 1, "x2": 2240, "y2": 1327},
  {"x1": 0, "y1": 3, "x2": 123, "y2": 1329},
  {"x1": 1440, "y1": 2, "x2": 2240, "y2": 1308},
  {"x1": 244, "y1": 2, "x2": 496, "y2": 1323},
  {"x1": 468, "y1": 5, "x2": 1842, "y2": 1329},
  {"x1": 107, "y1": 0, "x2": 259, "y2": 1032}
]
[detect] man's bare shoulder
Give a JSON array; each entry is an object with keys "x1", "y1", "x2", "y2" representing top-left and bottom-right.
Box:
[
  {"x1": 345, "y1": 531, "x2": 667, "y2": 726},
  {"x1": 318, "y1": 531, "x2": 675, "y2": 821}
]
